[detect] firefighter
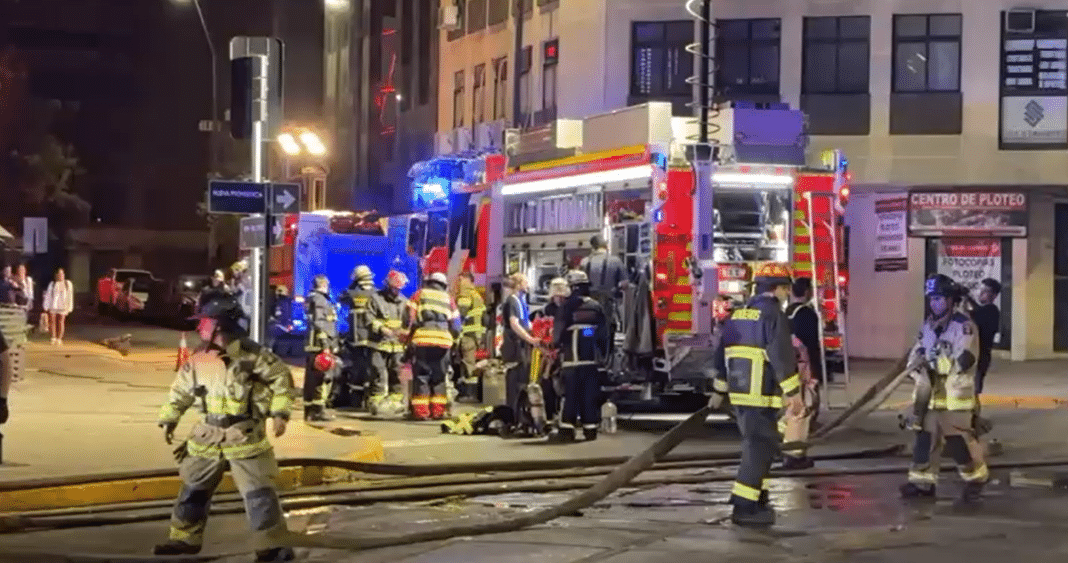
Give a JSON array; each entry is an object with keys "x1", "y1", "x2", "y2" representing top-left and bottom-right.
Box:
[
  {"x1": 303, "y1": 275, "x2": 338, "y2": 422},
  {"x1": 900, "y1": 273, "x2": 988, "y2": 502},
  {"x1": 367, "y1": 270, "x2": 409, "y2": 417},
  {"x1": 710, "y1": 262, "x2": 803, "y2": 527},
  {"x1": 579, "y1": 235, "x2": 626, "y2": 356},
  {"x1": 454, "y1": 270, "x2": 486, "y2": 398},
  {"x1": 408, "y1": 272, "x2": 461, "y2": 420},
  {"x1": 537, "y1": 277, "x2": 570, "y2": 426},
  {"x1": 154, "y1": 293, "x2": 295, "y2": 562},
  {"x1": 548, "y1": 270, "x2": 609, "y2": 443},
  {"x1": 344, "y1": 265, "x2": 377, "y2": 409}
]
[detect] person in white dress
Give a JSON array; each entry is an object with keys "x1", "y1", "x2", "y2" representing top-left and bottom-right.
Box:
[
  {"x1": 43, "y1": 268, "x2": 74, "y2": 345},
  {"x1": 15, "y1": 263, "x2": 34, "y2": 323}
]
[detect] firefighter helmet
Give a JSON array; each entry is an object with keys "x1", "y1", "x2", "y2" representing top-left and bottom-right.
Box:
[
  {"x1": 230, "y1": 259, "x2": 248, "y2": 274},
  {"x1": 313, "y1": 350, "x2": 336, "y2": 372},
  {"x1": 427, "y1": 272, "x2": 448, "y2": 287},
  {"x1": 549, "y1": 277, "x2": 570, "y2": 298},
  {"x1": 275, "y1": 285, "x2": 288, "y2": 296},
  {"x1": 753, "y1": 263, "x2": 793, "y2": 286},
  {"x1": 191, "y1": 292, "x2": 245, "y2": 333},
  {"x1": 925, "y1": 273, "x2": 963, "y2": 300},
  {"x1": 565, "y1": 270, "x2": 590, "y2": 286},
  {"x1": 352, "y1": 265, "x2": 373, "y2": 281},
  {"x1": 387, "y1": 270, "x2": 409, "y2": 289}
]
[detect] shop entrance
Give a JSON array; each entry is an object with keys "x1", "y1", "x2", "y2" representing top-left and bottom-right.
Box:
[{"x1": 1054, "y1": 204, "x2": 1068, "y2": 351}]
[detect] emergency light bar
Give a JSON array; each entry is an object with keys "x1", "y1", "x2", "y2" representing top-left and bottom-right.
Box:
[
  {"x1": 712, "y1": 173, "x2": 794, "y2": 186},
  {"x1": 501, "y1": 165, "x2": 652, "y2": 196}
]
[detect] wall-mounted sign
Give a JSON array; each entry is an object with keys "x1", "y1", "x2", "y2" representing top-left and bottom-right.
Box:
[
  {"x1": 874, "y1": 196, "x2": 908, "y2": 272},
  {"x1": 1001, "y1": 95, "x2": 1068, "y2": 146},
  {"x1": 936, "y1": 238, "x2": 1005, "y2": 315},
  {"x1": 909, "y1": 191, "x2": 1028, "y2": 238}
]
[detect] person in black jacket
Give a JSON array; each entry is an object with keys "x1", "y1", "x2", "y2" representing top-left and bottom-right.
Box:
[
  {"x1": 785, "y1": 278, "x2": 824, "y2": 385},
  {"x1": 968, "y1": 278, "x2": 1001, "y2": 398}
]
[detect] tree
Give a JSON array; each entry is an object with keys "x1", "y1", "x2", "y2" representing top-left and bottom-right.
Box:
[{"x1": 16, "y1": 134, "x2": 91, "y2": 227}]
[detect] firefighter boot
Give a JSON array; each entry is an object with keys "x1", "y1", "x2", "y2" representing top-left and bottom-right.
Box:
[
  {"x1": 430, "y1": 396, "x2": 448, "y2": 420},
  {"x1": 411, "y1": 397, "x2": 431, "y2": 421},
  {"x1": 960, "y1": 481, "x2": 985, "y2": 503},
  {"x1": 731, "y1": 502, "x2": 776, "y2": 527},
  {"x1": 153, "y1": 541, "x2": 201, "y2": 556},
  {"x1": 255, "y1": 547, "x2": 295, "y2": 562},
  {"x1": 547, "y1": 426, "x2": 576, "y2": 444},
  {"x1": 303, "y1": 404, "x2": 333, "y2": 423},
  {"x1": 899, "y1": 482, "x2": 937, "y2": 500},
  {"x1": 583, "y1": 426, "x2": 598, "y2": 441}
]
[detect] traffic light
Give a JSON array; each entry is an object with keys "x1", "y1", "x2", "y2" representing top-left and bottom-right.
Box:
[{"x1": 230, "y1": 56, "x2": 265, "y2": 140}]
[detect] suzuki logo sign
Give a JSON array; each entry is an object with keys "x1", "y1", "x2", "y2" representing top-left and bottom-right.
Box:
[{"x1": 1023, "y1": 99, "x2": 1045, "y2": 127}]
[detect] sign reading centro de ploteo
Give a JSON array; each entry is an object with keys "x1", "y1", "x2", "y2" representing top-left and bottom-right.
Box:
[{"x1": 908, "y1": 191, "x2": 1028, "y2": 237}]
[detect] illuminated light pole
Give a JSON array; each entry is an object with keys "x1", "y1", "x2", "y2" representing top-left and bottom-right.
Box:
[{"x1": 276, "y1": 127, "x2": 329, "y2": 210}]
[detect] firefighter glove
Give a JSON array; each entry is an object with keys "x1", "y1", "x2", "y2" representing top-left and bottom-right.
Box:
[{"x1": 160, "y1": 422, "x2": 177, "y2": 445}]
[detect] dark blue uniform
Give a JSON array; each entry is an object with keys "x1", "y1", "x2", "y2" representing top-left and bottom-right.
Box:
[
  {"x1": 553, "y1": 293, "x2": 609, "y2": 440},
  {"x1": 714, "y1": 293, "x2": 800, "y2": 512}
]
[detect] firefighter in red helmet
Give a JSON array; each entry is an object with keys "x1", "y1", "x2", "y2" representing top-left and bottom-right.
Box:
[
  {"x1": 709, "y1": 262, "x2": 803, "y2": 527},
  {"x1": 366, "y1": 270, "x2": 410, "y2": 417}
]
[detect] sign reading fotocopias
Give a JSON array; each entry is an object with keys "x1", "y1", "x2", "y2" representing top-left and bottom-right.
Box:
[{"x1": 908, "y1": 191, "x2": 1028, "y2": 238}]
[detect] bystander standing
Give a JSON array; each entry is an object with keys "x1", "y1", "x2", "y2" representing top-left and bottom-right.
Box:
[{"x1": 43, "y1": 268, "x2": 74, "y2": 345}]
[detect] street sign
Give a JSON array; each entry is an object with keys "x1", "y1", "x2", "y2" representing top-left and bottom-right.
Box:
[
  {"x1": 23, "y1": 217, "x2": 47, "y2": 255},
  {"x1": 271, "y1": 182, "x2": 301, "y2": 214},
  {"x1": 239, "y1": 215, "x2": 284, "y2": 250},
  {"x1": 208, "y1": 180, "x2": 265, "y2": 214}
]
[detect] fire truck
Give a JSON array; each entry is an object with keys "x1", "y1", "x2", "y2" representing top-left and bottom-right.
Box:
[{"x1": 492, "y1": 102, "x2": 851, "y2": 413}]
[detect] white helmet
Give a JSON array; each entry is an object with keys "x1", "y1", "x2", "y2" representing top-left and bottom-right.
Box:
[
  {"x1": 549, "y1": 277, "x2": 570, "y2": 298},
  {"x1": 565, "y1": 269, "x2": 590, "y2": 286},
  {"x1": 428, "y1": 272, "x2": 448, "y2": 286},
  {"x1": 352, "y1": 265, "x2": 373, "y2": 281}
]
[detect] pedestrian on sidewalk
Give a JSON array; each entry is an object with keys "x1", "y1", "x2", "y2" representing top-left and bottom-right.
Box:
[
  {"x1": 14, "y1": 263, "x2": 34, "y2": 326},
  {"x1": 42, "y1": 268, "x2": 74, "y2": 345},
  {"x1": 967, "y1": 278, "x2": 1001, "y2": 398}
]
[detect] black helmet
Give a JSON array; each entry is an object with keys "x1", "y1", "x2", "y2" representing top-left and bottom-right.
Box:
[
  {"x1": 925, "y1": 274, "x2": 959, "y2": 299},
  {"x1": 192, "y1": 292, "x2": 245, "y2": 331}
]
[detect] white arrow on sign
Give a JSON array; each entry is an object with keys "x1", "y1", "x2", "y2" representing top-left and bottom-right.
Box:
[
  {"x1": 272, "y1": 219, "x2": 283, "y2": 242},
  {"x1": 275, "y1": 189, "x2": 296, "y2": 211}
]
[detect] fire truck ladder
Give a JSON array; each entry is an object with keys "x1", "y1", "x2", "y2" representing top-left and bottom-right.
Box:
[{"x1": 803, "y1": 191, "x2": 851, "y2": 410}]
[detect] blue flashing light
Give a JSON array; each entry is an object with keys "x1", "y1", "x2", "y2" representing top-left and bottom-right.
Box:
[
  {"x1": 653, "y1": 208, "x2": 664, "y2": 223},
  {"x1": 581, "y1": 327, "x2": 594, "y2": 337}
]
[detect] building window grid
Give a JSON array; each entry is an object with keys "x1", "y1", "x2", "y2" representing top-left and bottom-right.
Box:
[
  {"x1": 715, "y1": 18, "x2": 781, "y2": 96},
  {"x1": 453, "y1": 69, "x2": 465, "y2": 128},
  {"x1": 801, "y1": 16, "x2": 871, "y2": 95},
  {"x1": 493, "y1": 57, "x2": 508, "y2": 120},
  {"x1": 892, "y1": 13, "x2": 963, "y2": 93},
  {"x1": 519, "y1": 45, "x2": 533, "y2": 122},
  {"x1": 473, "y1": 63, "x2": 486, "y2": 124},
  {"x1": 630, "y1": 21, "x2": 693, "y2": 97}
]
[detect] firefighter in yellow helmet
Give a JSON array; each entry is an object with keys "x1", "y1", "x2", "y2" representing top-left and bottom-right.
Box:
[
  {"x1": 154, "y1": 293, "x2": 295, "y2": 561},
  {"x1": 303, "y1": 274, "x2": 338, "y2": 422},
  {"x1": 709, "y1": 262, "x2": 803, "y2": 527},
  {"x1": 454, "y1": 270, "x2": 486, "y2": 399},
  {"x1": 407, "y1": 272, "x2": 461, "y2": 420}
]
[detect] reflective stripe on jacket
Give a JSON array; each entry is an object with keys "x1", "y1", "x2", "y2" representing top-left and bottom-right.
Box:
[
  {"x1": 347, "y1": 282, "x2": 376, "y2": 346},
  {"x1": 368, "y1": 288, "x2": 409, "y2": 353},
  {"x1": 409, "y1": 287, "x2": 459, "y2": 349},
  {"x1": 158, "y1": 339, "x2": 296, "y2": 460},
  {"x1": 908, "y1": 311, "x2": 979, "y2": 411},
  {"x1": 554, "y1": 295, "x2": 609, "y2": 368},
  {"x1": 456, "y1": 286, "x2": 486, "y2": 335},
  {"x1": 713, "y1": 294, "x2": 800, "y2": 409}
]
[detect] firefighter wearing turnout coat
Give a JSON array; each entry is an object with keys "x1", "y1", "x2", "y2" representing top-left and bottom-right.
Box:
[
  {"x1": 366, "y1": 271, "x2": 410, "y2": 417},
  {"x1": 154, "y1": 293, "x2": 296, "y2": 562},
  {"x1": 900, "y1": 273, "x2": 988, "y2": 502},
  {"x1": 454, "y1": 271, "x2": 486, "y2": 395},
  {"x1": 407, "y1": 272, "x2": 461, "y2": 420},
  {"x1": 548, "y1": 270, "x2": 609, "y2": 443},
  {"x1": 303, "y1": 275, "x2": 338, "y2": 422},
  {"x1": 710, "y1": 263, "x2": 804, "y2": 527},
  {"x1": 344, "y1": 265, "x2": 377, "y2": 407}
]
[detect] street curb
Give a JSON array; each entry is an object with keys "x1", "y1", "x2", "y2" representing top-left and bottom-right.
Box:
[
  {"x1": 25, "y1": 341, "x2": 177, "y2": 366},
  {"x1": 1009, "y1": 468, "x2": 1068, "y2": 489},
  {"x1": 0, "y1": 436, "x2": 386, "y2": 513}
]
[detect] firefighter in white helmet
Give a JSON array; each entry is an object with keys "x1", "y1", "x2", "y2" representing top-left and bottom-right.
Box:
[{"x1": 343, "y1": 265, "x2": 376, "y2": 408}]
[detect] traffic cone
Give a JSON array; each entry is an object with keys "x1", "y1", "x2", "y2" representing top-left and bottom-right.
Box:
[{"x1": 175, "y1": 333, "x2": 190, "y2": 370}]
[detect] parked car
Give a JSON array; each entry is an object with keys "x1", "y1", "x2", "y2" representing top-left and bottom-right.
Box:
[
  {"x1": 96, "y1": 269, "x2": 153, "y2": 316},
  {"x1": 114, "y1": 276, "x2": 153, "y2": 318},
  {"x1": 144, "y1": 275, "x2": 208, "y2": 329}
]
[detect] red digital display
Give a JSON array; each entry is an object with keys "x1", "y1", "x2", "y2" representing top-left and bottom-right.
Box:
[{"x1": 543, "y1": 39, "x2": 559, "y2": 65}]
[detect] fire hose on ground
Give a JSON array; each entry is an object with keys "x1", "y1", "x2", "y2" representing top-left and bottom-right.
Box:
[{"x1": 0, "y1": 353, "x2": 1044, "y2": 562}]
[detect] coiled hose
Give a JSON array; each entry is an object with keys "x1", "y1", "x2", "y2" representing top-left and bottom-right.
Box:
[{"x1": 0, "y1": 354, "x2": 918, "y2": 561}]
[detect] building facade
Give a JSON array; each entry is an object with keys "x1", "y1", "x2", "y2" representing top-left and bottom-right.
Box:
[
  {"x1": 439, "y1": 0, "x2": 1068, "y2": 361},
  {"x1": 324, "y1": 0, "x2": 439, "y2": 214}
]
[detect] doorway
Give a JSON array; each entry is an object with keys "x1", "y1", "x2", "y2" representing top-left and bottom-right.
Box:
[{"x1": 1054, "y1": 204, "x2": 1068, "y2": 351}]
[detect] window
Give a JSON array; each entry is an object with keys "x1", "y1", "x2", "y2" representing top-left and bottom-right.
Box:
[
  {"x1": 893, "y1": 14, "x2": 962, "y2": 92},
  {"x1": 493, "y1": 56, "x2": 508, "y2": 120},
  {"x1": 472, "y1": 64, "x2": 486, "y2": 124},
  {"x1": 447, "y1": 0, "x2": 465, "y2": 42},
  {"x1": 630, "y1": 21, "x2": 693, "y2": 97},
  {"x1": 519, "y1": 45, "x2": 533, "y2": 121},
  {"x1": 453, "y1": 70, "x2": 465, "y2": 127},
  {"x1": 716, "y1": 18, "x2": 781, "y2": 96},
  {"x1": 802, "y1": 16, "x2": 870, "y2": 94},
  {"x1": 542, "y1": 39, "x2": 558, "y2": 116}
]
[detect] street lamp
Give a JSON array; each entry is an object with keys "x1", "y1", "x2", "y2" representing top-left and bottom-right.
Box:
[
  {"x1": 277, "y1": 133, "x2": 301, "y2": 156},
  {"x1": 172, "y1": 0, "x2": 219, "y2": 175}
]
